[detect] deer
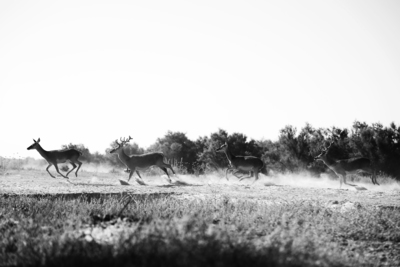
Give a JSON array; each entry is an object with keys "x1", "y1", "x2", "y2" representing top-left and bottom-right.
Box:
[
  {"x1": 314, "y1": 137, "x2": 379, "y2": 188},
  {"x1": 215, "y1": 142, "x2": 265, "y2": 183},
  {"x1": 109, "y1": 136, "x2": 175, "y2": 183},
  {"x1": 27, "y1": 138, "x2": 83, "y2": 180}
]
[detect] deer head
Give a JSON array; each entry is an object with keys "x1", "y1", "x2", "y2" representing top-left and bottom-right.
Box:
[
  {"x1": 314, "y1": 128, "x2": 346, "y2": 162},
  {"x1": 109, "y1": 136, "x2": 133, "y2": 154},
  {"x1": 314, "y1": 139, "x2": 333, "y2": 162},
  {"x1": 215, "y1": 142, "x2": 228, "y2": 153},
  {"x1": 27, "y1": 138, "x2": 41, "y2": 150}
]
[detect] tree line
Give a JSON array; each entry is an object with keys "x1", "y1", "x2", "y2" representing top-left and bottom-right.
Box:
[{"x1": 62, "y1": 121, "x2": 400, "y2": 180}]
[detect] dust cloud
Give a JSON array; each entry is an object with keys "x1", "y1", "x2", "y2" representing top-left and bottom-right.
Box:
[
  {"x1": 79, "y1": 162, "x2": 118, "y2": 173},
  {"x1": 21, "y1": 158, "x2": 47, "y2": 170},
  {"x1": 21, "y1": 160, "x2": 120, "y2": 174},
  {"x1": 18, "y1": 160, "x2": 400, "y2": 193},
  {"x1": 263, "y1": 172, "x2": 400, "y2": 192},
  {"x1": 195, "y1": 171, "x2": 400, "y2": 193}
]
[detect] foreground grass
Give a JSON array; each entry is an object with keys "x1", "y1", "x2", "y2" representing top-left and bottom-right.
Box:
[{"x1": 0, "y1": 194, "x2": 399, "y2": 267}]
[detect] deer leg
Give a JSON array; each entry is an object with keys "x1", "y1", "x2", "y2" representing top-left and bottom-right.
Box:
[
  {"x1": 370, "y1": 171, "x2": 375, "y2": 185},
  {"x1": 239, "y1": 172, "x2": 253, "y2": 181},
  {"x1": 239, "y1": 176, "x2": 253, "y2": 181},
  {"x1": 160, "y1": 167, "x2": 172, "y2": 183},
  {"x1": 159, "y1": 167, "x2": 169, "y2": 178},
  {"x1": 128, "y1": 169, "x2": 136, "y2": 181},
  {"x1": 342, "y1": 174, "x2": 356, "y2": 187},
  {"x1": 46, "y1": 164, "x2": 56, "y2": 178},
  {"x1": 251, "y1": 172, "x2": 260, "y2": 185},
  {"x1": 53, "y1": 164, "x2": 68, "y2": 179},
  {"x1": 365, "y1": 171, "x2": 375, "y2": 185},
  {"x1": 375, "y1": 176, "x2": 379, "y2": 185},
  {"x1": 231, "y1": 170, "x2": 254, "y2": 179},
  {"x1": 163, "y1": 163, "x2": 175, "y2": 175},
  {"x1": 66, "y1": 162, "x2": 77, "y2": 177},
  {"x1": 337, "y1": 174, "x2": 343, "y2": 189},
  {"x1": 225, "y1": 167, "x2": 233, "y2": 181},
  {"x1": 136, "y1": 171, "x2": 142, "y2": 179},
  {"x1": 231, "y1": 170, "x2": 244, "y2": 179},
  {"x1": 75, "y1": 160, "x2": 82, "y2": 177},
  {"x1": 372, "y1": 172, "x2": 379, "y2": 185}
]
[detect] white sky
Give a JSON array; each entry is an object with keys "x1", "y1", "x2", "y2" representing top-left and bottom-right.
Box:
[{"x1": 1, "y1": 0, "x2": 400, "y2": 159}]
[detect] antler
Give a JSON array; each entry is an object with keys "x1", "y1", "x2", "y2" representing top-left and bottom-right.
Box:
[
  {"x1": 119, "y1": 136, "x2": 133, "y2": 145},
  {"x1": 325, "y1": 139, "x2": 334, "y2": 150},
  {"x1": 323, "y1": 127, "x2": 345, "y2": 152},
  {"x1": 320, "y1": 139, "x2": 333, "y2": 153}
]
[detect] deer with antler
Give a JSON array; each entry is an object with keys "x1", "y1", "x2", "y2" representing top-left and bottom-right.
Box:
[
  {"x1": 216, "y1": 142, "x2": 265, "y2": 184},
  {"x1": 314, "y1": 131, "x2": 379, "y2": 188},
  {"x1": 109, "y1": 136, "x2": 175, "y2": 183}
]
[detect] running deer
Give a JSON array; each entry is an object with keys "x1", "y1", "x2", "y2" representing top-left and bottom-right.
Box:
[
  {"x1": 27, "y1": 138, "x2": 83, "y2": 180},
  {"x1": 314, "y1": 139, "x2": 379, "y2": 188},
  {"x1": 109, "y1": 136, "x2": 175, "y2": 183},
  {"x1": 216, "y1": 142, "x2": 264, "y2": 183}
]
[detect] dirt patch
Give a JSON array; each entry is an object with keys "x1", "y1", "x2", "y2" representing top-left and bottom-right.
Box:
[{"x1": 1, "y1": 169, "x2": 399, "y2": 207}]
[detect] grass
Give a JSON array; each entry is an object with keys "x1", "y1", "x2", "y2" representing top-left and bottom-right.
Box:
[
  {"x1": 1, "y1": 158, "x2": 399, "y2": 266},
  {"x1": 0, "y1": 157, "x2": 24, "y2": 173},
  {"x1": 1, "y1": 194, "x2": 399, "y2": 267},
  {"x1": 0, "y1": 157, "x2": 47, "y2": 174}
]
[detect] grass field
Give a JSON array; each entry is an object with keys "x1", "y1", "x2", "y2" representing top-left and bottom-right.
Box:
[{"x1": 1, "y1": 165, "x2": 400, "y2": 266}]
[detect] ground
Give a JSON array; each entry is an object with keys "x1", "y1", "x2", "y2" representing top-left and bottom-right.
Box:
[
  {"x1": 1, "y1": 169, "x2": 399, "y2": 207},
  {"x1": 1, "y1": 168, "x2": 400, "y2": 266}
]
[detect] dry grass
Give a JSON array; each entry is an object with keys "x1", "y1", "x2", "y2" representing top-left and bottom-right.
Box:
[
  {"x1": 1, "y1": 159, "x2": 400, "y2": 266},
  {"x1": 1, "y1": 192, "x2": 400, "y2": 267}
]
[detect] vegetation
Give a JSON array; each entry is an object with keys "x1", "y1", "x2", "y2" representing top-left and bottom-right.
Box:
[
  {"x1": 2, "y1": 122, "x2": 399, "y2": 266},
  {"x1": 1, "y1": 194, "x2": 399, "y2": 267},
  {"x1": 4, "y1": 121, "x2": 400, "y2": 179},
  {"x1": 64, "y1": 121, "x2": 400, "y2": 179}
]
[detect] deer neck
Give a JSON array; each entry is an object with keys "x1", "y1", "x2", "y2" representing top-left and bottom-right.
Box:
[
  {"x1": 224, "y1": 147, "x2": 236, "y2": 165},
  {"x1": 320, "y1": 152, "x2": 336, "y2": 167},
  {"x1": 35, "y1": 144, "x2": 49, "y2": 159},
  {"x1": 116, "y1": 148, "x2": 130, "y2": 166}
]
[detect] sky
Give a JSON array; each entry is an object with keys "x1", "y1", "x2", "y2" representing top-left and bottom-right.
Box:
[{"x1": 1, "y1": 0, "x2": 400, "y2": 159}]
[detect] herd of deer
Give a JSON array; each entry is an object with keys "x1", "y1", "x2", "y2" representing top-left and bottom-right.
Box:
[{"x1": 26, "y1": 132, "x2": 380, "y2": 188}]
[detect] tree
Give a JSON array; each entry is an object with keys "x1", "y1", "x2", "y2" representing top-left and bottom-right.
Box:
[
  {"x1": 348, "y1": 121, "x2": 400, "y2": 178},
  {"x1": 197, "y1": 129, "x2": 264, "y2": 174},
  {"x1": 277, "y1": 125, "x2": 310, "y2": 172},
  {"x1": 147, "y1": 131, "x2": 197, "y2": 173}
]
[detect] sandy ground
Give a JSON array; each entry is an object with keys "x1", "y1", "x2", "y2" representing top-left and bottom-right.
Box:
[
  {"x1": 1, "y1": 169, "x2": 400, "y2": 208},
  {"x1": 2, "y1": 168, "x2": 399, "y2": 266}
]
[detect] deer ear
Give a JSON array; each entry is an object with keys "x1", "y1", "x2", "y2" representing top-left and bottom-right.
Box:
[
  {"x1": 37, "y1": 138, "x2": 41, "y2": 143},
  {"x1": 33, "y1": 139, "x2": 36, "y2": 143}
]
